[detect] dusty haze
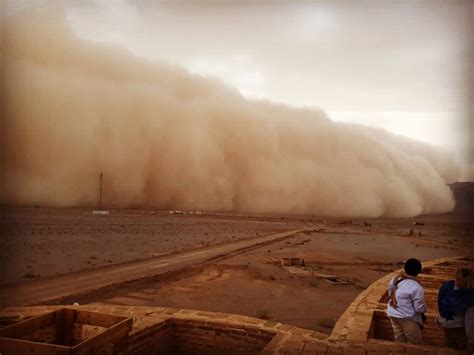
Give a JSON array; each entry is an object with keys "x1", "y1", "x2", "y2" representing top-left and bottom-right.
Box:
[{"x1": 0, "y1": 5, "x2": 460, "y2": 217}]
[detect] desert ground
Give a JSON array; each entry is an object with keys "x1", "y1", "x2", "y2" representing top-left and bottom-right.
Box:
[
  {"x1": 0, "y1": 204, "x2": 472, "y2": 335},
  {"x1": 0, "y1": 208, "x2": 301, "y2": 284}
]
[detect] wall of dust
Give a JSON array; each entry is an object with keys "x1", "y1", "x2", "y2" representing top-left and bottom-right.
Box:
[{"x1": 0, "y1": 5, "x2": 460, "y2": 217}]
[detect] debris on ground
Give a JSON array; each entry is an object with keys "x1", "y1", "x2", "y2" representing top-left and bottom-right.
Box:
[
  {"x1": 294, "y1": 239, "x2": 311, "y2": 246},
  {"x1": 280, "y1": 257, "x2": 305, "y2": 266},
  {"x1": 324, "y1": 276, "x2": 350, "y2": 285},
  {"x1": 92, "y1": 210, "x2": 110, "y2": 215}
]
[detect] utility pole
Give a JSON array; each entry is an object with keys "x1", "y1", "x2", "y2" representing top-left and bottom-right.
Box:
[{"x1": 99, "y1": 172, "x2": 103, "y2": 210}]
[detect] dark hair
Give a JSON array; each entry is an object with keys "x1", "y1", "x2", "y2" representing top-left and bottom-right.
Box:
[
  {"x1": 456, "y1": 267, "x2": 474, "y2": 288},
  {"x1": 404, "y1": 258, "x2": 422, "y2": 277}
]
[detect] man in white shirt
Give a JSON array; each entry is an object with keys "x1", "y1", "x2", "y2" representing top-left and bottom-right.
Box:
[{"x1": 386, "y1": 258, "x2": 427, "y2": 344}]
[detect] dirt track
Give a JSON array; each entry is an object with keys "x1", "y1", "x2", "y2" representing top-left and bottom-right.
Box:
[
  {"x1": 0, "y1": 228, "x2": 306, "y2": 307},
  {"x1": 0, "y1": 207, "x2": 300, "y2": 284},
  {"x1": 0, "y1": 207, "x2": 472, "y2": 333},
  {"x1": 97, "y1": 214, "x2": 472, "y2": 333}
]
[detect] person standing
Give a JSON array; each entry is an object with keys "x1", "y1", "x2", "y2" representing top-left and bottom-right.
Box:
[
  {"x1": 437, "y1": 266, "x2": 474, "y2": 351},
  {"x1": 386, "y1": 258, "x2": 427, "y2": 344}
]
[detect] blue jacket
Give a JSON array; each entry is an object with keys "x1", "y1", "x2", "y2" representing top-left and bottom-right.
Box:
[{"x1": 438, "y1": 280, "x2": 474, "y2": 320}]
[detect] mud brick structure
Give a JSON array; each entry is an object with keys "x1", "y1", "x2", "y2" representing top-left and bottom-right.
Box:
[
  {"x1": 0, "y1": 307, "x2": 132, "y2": 354},
  {"x1": 0, "y1": 256, "x2": 471, "y2": 354},
  {"x1": 280, "y1": 258, "x2": 305, "y2": 267}
]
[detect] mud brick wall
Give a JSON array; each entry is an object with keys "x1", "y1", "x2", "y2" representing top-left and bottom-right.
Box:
[
  {"x1": 20, "y1": 324, "x2": 56, "y2": 343},
  {"x1": 372, "y1": 310, "x2": 450, "y2": 348},
  {"x1": 330, "y1": 255, "x2": 472, "y2": 355},
  {"x1": 123, "y1": 318, "x2": 172, "y2": 354},
  {"x1": 172, "y1": 318, "x2": 275, "y2": 354},
  {"x1": 1, "y1": 261, "x2": 470, "y2": 355},
  {"x1": 73, "y1": 324, "x2": 107, "y2": 345}
]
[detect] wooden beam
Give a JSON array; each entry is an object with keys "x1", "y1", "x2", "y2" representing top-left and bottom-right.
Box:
[{"x1": 55, "y1": 308, "x2": 76, "y2": 346}]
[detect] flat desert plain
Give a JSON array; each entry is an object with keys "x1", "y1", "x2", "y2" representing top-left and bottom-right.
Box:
[{"x1": 0, "y1": 206, "x2": 472, "y2": 334}]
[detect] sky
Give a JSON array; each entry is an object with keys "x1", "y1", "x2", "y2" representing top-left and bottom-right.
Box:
[{"x1": 4, "y1": 0, "x2": 474, "y2": 180}]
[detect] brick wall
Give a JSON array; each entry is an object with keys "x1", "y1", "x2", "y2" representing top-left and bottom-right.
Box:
[
  {"x1": 124, "y1": 318, "x2": 172, "y2": 354},
  {"x1": 329, "y1": 255, "x2": 472, "y2": 354},
  {"x1": 172, "y1": 318, "x2": 275, "y2": 354},
  {"x1": 0, "y1": 285, "x2": 469, "y2": 355}
]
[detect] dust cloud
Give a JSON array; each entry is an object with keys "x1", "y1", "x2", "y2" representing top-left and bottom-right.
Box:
[{"x1": 0, "y1": 5, "x2": 460, "y2": 217}]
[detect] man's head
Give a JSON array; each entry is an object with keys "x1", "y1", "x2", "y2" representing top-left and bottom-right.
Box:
[
  {"x1": 455, "y1": 266, "x2": 474, "y2": 288},
  {"x1": 404, "y1": 258, "x2": 422, "y2": 277}
]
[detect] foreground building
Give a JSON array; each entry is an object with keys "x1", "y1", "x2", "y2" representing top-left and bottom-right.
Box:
[{"x1": 0, "y1": 256, "x2": 471, "y2": 354}]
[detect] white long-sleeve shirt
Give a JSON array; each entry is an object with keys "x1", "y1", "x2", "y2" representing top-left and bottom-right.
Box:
[{"x1": 386, "y1": 276, "x2": 427, "y2": 324}]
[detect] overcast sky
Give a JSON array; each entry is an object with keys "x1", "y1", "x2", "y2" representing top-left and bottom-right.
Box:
[{"x1": 4, "y1": 0, "x2": 473, "y2": 178}]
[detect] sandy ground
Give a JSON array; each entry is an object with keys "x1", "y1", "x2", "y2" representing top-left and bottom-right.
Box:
[
  {"x1": 0, "y1": 207, "x2": 298, "y2": 284},
  {"x1": 96, "y1": 216, "x2": 472, "y2": 333},
  {"x1": 0, "y1": 207, "x2": 472, "y2": 334}
]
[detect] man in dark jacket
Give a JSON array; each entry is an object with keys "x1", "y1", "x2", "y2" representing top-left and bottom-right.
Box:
[{"x1": 437, "y1": 266, "x2": 474, "y2": 351}]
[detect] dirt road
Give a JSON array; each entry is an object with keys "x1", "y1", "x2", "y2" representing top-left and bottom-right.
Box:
[
  {"x1": 0, "y1": 228, "x2": 307, "y2": 307},
  {"x1": 0, "y1": 207, "x2": 301, "y2": 284}
]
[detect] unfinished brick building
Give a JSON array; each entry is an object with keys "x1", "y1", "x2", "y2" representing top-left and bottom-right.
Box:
[{"x1": 0, "y1": 255, "x2": 471, "y2": 354}]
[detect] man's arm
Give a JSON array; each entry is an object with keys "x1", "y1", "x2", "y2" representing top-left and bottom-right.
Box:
[
  {"x1": 412, "y1": 284, "x2": 427, "y2": 313},
  {"x1": 387, "y1": 277, "x2": 398, "y2": 308},
  {"x1": 388, "y1": 277, "x2": 395, "y2": 295}
]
